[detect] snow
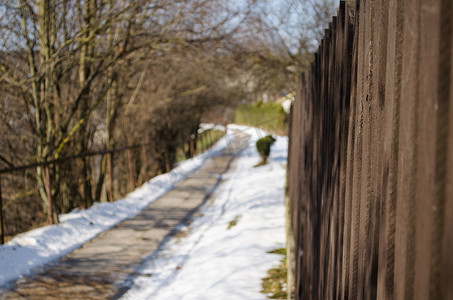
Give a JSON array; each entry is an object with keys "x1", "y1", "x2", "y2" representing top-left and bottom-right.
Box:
[
  {"x1": 0, "y1": 129, "x2": 235, "y2": 287},
  {"x1": 197, "y1": 123, "x2": 227, "y2": 134},
  {"x1": 0, "y1": 125, "x2": 288, "y2": 300},
  {"x1": 120, "y1": 125, "x2": 288, "y2": 300},
  {"x1": 282, "y1": 98, "x2": 293, "y2": 113}
]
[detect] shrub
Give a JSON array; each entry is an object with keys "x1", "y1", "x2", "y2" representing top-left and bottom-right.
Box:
[
  {"x1": 234, "y1": 102, "x2": 288, "y2": 134},
  {"x1": 256, "y1": 135, "x2": 276, "y2": 164}
]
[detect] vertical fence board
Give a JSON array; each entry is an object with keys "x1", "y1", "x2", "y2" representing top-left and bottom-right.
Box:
[
  {"x1": 376, "y1": 0, "x2": 403, "y2": 298},
  {"x1": 348, "y1": 0, "x2": 366, "y2": 297},
  {"x1": 341, "y1": 2, "x2": 359, "y2": 299},
  {"x1": 394, "y1": 0, "x2": 420, "y2": 298},
  {"x1": 333, "y1": 6, "x2": 345, "y2": 299},
  {"x1": 357, "y1": 0, "x2": 374, "y2": 297},
  {"x1": 442, "y1": 7, "x2": 453, "y2": 298},
  {"x1": 366, "y1": 0, "x2": 388, "y2": 297},
  {"x1": 337, "y1": 3, "x2": 354, "y2": 299},
  {"x1": 430, "y1": 1, "x2": 452, "y2": 299},
  {"x1": 413, "y1": 1, "x2": 442, "y2": 299}
]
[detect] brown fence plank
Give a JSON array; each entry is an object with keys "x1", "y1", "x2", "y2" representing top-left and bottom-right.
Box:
[
  {"x1": 376, "y1": 0, "x2": 404, "y2": 298},
  {"x1": 357, "y1": 0, "x2": 375, "y2": 297},
  {"x1": 340, "y1": 2, "x2": 359, "y2": 299},
  {"x1": 367, "y1": 0, "x2": 389, "y2": 298},
  {"x1": 337, "y1": 2, "x2": 355, "y2": 299},
  {"x1": 348, "y1": 1, "x2": 366, "y2": 298},
  {"x1": 442, "y1": 6, "x2": 453, "y2": 298},
  {"x1": 393, "y1": 0, "x2": 419, "y2": 298},
  {"x1": 413, "y1": 1, "x2": 442, "y2": 299}
]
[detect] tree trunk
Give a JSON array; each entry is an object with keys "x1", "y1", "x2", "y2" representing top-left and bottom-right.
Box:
[{"x1": 76, "y1": 0, "x2": 97, "y2": 207}]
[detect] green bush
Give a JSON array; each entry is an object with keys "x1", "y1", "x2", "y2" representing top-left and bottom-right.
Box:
[
  {"x1": 234, "y1": 102, "x2": 287, "y2": 133},
  {"x1": 256, "y1": 135, "x2": 276, "y2": 164}
]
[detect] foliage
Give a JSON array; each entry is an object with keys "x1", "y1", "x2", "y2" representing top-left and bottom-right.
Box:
[
  {"x1": 268, "y1": 248, "x2": 287, "y2": 256},
  {"x1": 261, "y1": 248, "x2": 288, "y2": 300},
  {"x1": 227, "y1": 215, "x2": 241, "y2": 230},
  {"x1": 234, "y1": 102, "x2": 287, "y2": 133},
  {"x1": 256, "y1": 135, "x2": 276, "y2": 164}
]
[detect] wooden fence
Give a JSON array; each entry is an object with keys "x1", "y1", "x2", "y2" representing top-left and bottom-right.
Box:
[{"x1": 287, "y1": 0, "x2": 453, "y2": 299}]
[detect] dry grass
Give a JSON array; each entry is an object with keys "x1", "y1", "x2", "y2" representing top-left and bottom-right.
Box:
[
  {"x1": 227, "y1": 215, "x2": 241, "y2": 230},
  {"x1": 261, "y1": 248, "x2": 288, "y2": 299}
]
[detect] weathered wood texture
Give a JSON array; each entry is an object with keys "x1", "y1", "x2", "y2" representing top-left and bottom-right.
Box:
[{"x1": 287, "y1": 0, "x2": 453, "y2": 299}]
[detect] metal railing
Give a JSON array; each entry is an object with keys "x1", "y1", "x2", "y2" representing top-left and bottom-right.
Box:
[{"x1": 0, "y1": 128, "x2": 226, "y2": 244}]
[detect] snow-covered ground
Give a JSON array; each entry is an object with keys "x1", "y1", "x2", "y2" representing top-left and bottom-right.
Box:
[
  {"x1": 0, "y1": 125, "x2": 288, "y2": 300},
  {"x1": 198, "y1": 123, "x2": 227, "y2": 134},
  {"x1": 121, "y1": 125, "x2": 288, "y2": 300},
  {"x1": 0, "y1": 129, "x2": 235, "y2": 287}
]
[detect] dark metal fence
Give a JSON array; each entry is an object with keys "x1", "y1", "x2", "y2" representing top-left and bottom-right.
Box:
[
  {"x1": 0, "y1": 129, "x2": 224, "y2": 244},
  {"x1": 288, "y1": 0, "x2": 453, "y2": 299}
]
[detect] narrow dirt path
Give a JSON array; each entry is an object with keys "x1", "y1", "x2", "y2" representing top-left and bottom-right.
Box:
[{"x1": 0, "y1": 132, "x2": 249, "y2": 300}]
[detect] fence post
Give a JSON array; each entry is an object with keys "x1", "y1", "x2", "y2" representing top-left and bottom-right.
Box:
[
  {"x1": 142, "y1": 145, "x2": 149, "y2": 178},
  {"x1": 200, "y1": 132, "x2": 206, "y2": 152},
  {"x1": 164, "y1": 147, "x2": 170, "y2": 173},
  {"x1": 45, "y1": 165, "x2": 54, "y2": 224},
  {"x1": 127, "y1": 149, "x2": 135, "y2": 191},
  {"x1": 190, "y1": 139, "x2": 195, "y2": 158},
  {"x1": 207, "y1": 130, "x2": 210, "y2": 148},
  {"x1": 207, "y1": 130, "x2": 212, "y2": 149},
  {"x1": 79, "y1": 158, "x2": 88, "y2": 209},
  {"x1": 194, "y1": 135, "x2": 198, "y2": 155},
  {"x1": 0, "y1": 176, "x2": 4, "y2": 244},
  {"x1": 107, "y1": 152, "x2": 114, "y2": 202}
]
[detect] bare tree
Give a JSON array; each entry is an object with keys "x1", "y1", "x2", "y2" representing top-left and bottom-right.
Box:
[
  {"x1": 0, "y1": 0, "x2": 255, "y2": 225},
  {"x1": 224, "y1": 0, "x2": 336, "y2": 101}
]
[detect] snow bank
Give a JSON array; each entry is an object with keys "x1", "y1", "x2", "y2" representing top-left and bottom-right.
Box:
[
  {"x1": 0, "y1": 129, "x2": 235, "y2": 287},
  {"x1": 121, "y1": 125, "x2": 288, "y2": 300},
  {"x1": 197, "y1": 123, "x2": 227, "y2": 134}
]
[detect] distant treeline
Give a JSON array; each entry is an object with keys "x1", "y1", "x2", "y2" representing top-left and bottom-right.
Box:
[{"x1": 234, "y1": 102, "x2": 288, "y2": 134}]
